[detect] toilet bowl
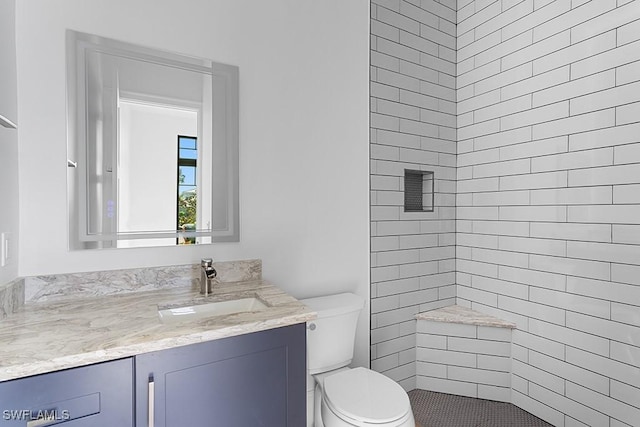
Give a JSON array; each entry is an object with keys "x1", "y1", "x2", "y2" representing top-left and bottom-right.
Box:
[
  {"x1": 301, "y1": 293, "x2": 415, "y2": 427},
  {"x1": 314, "y1": 367, "x2": 415, "y2": 427}
]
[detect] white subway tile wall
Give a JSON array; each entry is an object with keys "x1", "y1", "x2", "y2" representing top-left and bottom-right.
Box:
[
  {"x1": 456, "y1": 0, "x2": 640, "y2": 425},
  {"x1": 371, "y1": 0, "x2": 640, "y2": 423},
  {"x1": 416, "y1": 319, "x2": 513, "y2": 402},
  {"x1": 371, "y1": 0, "x2": 457, "y2": 390}
]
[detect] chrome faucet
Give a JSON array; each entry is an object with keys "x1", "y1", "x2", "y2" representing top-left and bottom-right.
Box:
[{"x1": 200, "y1": 258, "x2": 217, "y2": 296}]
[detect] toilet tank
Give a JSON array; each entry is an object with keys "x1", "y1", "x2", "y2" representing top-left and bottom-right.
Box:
[{"x1": 301, "y1": 292, "x2": 364, "y2": 375}]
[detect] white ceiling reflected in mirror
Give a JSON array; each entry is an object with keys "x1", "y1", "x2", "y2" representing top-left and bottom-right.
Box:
[{"x1": 66, "y1": 30, "x2": 239, "y2": 250}]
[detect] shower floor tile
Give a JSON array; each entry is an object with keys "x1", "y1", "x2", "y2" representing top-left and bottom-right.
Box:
[{"x1": 409, "y1": 389, "x2": 554, "y2": 427}]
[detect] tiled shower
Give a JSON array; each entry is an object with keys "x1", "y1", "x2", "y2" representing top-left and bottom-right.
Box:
[
  {"x1": 370, "y1": 0, "x2": 640, "y2": 425},
  {"x1": 370, "y1": 0, "x2": 458, "y2": 392}
]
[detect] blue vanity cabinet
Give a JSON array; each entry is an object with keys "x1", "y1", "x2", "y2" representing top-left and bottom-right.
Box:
[
  {"x1": 135, "y1": 323, "x2": 306, "y2": 427},
  {"x1": 0, "y1": 358, "x2": 134, "y2": 426}
]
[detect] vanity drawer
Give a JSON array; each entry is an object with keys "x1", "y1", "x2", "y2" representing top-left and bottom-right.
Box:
[{"x1": 0, "y1": 358, "x2": 133, "y2": 426}]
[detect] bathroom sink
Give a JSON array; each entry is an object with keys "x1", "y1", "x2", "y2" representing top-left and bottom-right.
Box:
[{"x1": 158, "y1": 297, "x2": 268, "y2": 323}]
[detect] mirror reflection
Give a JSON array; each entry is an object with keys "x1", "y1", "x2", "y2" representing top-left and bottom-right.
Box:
[{"x1": 66, "y1": 31, "x2": 239, "y2": 250}]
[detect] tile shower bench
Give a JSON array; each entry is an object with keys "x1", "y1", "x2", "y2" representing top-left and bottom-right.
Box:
[{"x1": 415, "y1": 305, "x2": 516, "y2": 403}]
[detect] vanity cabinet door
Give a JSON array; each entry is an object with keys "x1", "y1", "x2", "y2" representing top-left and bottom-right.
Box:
[
  {"x1": 0, "y1": 358, "x2": 134, "y2": 426},
  {"x1": 135, "y1": 323, "x2": 306, "y2": 427}
]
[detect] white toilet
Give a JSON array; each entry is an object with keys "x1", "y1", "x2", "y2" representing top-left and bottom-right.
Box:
[{"x1": 301, "y1": 293, "x2": 416, "y2": 427}]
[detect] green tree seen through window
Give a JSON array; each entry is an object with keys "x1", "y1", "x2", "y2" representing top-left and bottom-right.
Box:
[{"x1": 177, "y1": 136, "x2": 197, "y2": 244}]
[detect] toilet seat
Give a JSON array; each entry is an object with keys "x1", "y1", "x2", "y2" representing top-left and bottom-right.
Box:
[{"x1": 322, "y1": 367, "x2": 411, "y2": 425}]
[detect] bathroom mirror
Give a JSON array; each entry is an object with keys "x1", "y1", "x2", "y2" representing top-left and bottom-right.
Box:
[{"x1": 66, "y1": 30, "x2": 239, "y2": 250}]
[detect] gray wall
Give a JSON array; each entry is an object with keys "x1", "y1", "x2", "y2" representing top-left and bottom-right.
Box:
[
  {"x1": 370, "y1": 0, "x2": 457, "y2": 390},
  {"x1": 0, "y1": 0, "x2": 19, "y2": 287},
  {"x1": 456, "y1": 0, "x2": 640, "y2": 425}
]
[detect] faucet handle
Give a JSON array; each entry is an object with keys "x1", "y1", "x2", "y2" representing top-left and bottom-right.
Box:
[
  {"x1": 201, "y1": 258, "x2": 213, "y2": 267},
  {"x1": 205, "y1": 266, "x2": 217, "y2": 279}
]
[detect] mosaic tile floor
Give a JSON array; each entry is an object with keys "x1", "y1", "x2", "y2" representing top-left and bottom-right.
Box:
[{"x1": 409, "y1": 390, "x2": 554, "y2": 427}]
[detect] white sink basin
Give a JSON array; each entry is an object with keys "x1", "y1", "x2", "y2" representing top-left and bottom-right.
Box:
[{"x1": 158, "y1": 297, "x2": 268, "y2": 323}]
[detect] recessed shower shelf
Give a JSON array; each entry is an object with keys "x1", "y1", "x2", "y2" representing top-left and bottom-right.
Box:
[{"x1": 404, "y1": 169, "x2": 434, "y2": 212}]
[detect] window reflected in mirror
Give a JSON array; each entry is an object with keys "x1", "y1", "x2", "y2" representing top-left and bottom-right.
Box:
[{"x1": 177, "y1": 135, "x2": 198, "y2": 245}]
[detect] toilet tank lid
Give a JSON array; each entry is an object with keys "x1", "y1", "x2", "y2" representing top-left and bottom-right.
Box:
[{"x1": 300, "y1": 293, "x2": 364, "y2": 319}]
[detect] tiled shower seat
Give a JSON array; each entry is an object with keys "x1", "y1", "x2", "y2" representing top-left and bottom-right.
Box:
[{"x1": 415, "y1": 305, "x2": 516, "y2": 403}]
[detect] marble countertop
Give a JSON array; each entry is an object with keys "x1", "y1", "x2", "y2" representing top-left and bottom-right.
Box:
[
  {"x1": 0, "y1": 280, "x2": 316, "y2": 382},
  {"x1": 415, "y1": 305, "x2": 516, "y2": 329}
]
